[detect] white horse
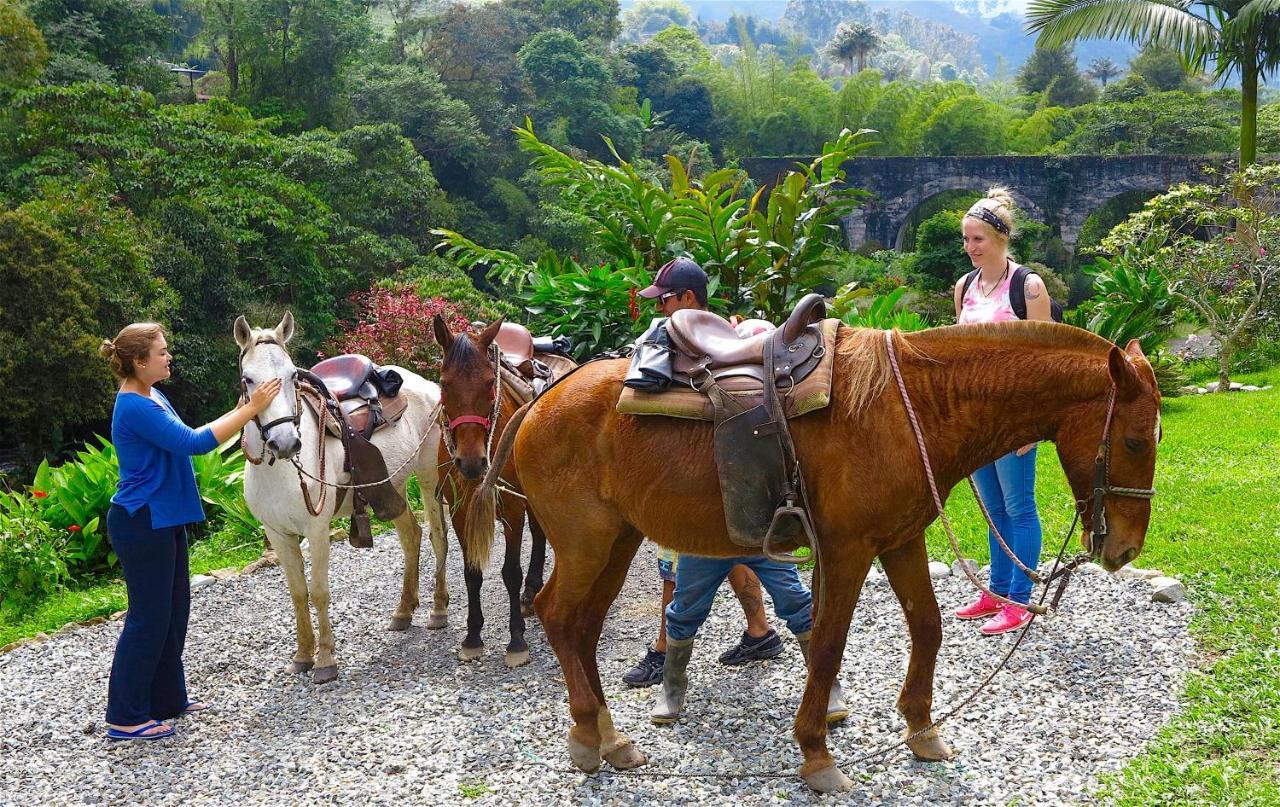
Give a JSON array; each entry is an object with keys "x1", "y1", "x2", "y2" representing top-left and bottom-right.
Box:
[{"x1": 235, "y1": 312, "x2": 449, "y2": 684}]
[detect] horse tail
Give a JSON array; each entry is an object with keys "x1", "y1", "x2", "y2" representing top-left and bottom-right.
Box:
[{"x1": 462, "y1": 398, "x2": 536, "y2": 572}]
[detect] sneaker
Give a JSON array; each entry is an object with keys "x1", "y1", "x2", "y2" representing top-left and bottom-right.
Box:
[
  {"x1": 980, "y1": 604, "x2": 1033, "y2": 635},
  {"x1": 621, "y1": 646, "x2": 666, "y2": 687},
  {"x1": 954, "y1": 591, "x2": 1002, "y2": 621},
  {"x1": 718, "y1": 629, "x2": 784, "y2": 666}
]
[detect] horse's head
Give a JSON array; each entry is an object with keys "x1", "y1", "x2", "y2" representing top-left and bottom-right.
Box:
[
  {"x1": 1057, "y1": 339, "x2": 1162, "y2": 571},
  {"x1": 234, "y1": 312, "x2": 303, "y2": 461},
  {"x1": 433, "y1": 314, "x2": 503, "y2": 481}
]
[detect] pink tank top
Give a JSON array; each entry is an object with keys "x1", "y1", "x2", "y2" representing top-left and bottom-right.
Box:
[{"x1": 958, "y1": 265, "x2": 1019, "y2": 325}]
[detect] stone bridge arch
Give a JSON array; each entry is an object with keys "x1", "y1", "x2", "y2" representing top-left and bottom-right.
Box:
[{"x1": 740, "y1": 155, "x2": 1230, "y2": 257}]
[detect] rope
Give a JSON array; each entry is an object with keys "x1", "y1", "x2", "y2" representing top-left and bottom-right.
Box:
[{"x1": 288, "y1": 400, "x2": 443, "y2": 493}]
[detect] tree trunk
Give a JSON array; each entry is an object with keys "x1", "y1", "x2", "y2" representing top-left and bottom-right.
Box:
[
  {"x1": 1240, "y1": 41, "x2": 1258, "y2": 167},
  {"x1": 1217, "y1": 343, "x2": 1233, "y2": 392},
  {"x1": 227, "y1": 47, "x2": 238, "y2": 96}
]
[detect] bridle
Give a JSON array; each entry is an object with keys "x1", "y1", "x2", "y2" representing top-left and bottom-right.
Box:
[
  {"x1": 1084, "y1": 385, "x2": 1158, "y2": 557},
  {"x1": 238, "y1": 339, "x2": 305, "y2": 467},
  {"x1": 439, "y1": 342, "x2": 504, "y2": 467}
]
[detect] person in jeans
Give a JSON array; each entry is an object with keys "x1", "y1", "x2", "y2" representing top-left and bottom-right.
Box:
[
  {"x1": 951, "y1": 188, "x2": 1051, "y2": 635},
  {"x1": 100, "y1": 322, "x2": 280, "y2": 740},
  {"x1": 619, "y1": 259, "x2": 785, "y2": 688}
]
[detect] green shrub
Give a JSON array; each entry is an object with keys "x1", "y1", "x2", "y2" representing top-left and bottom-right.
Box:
[
  {"x1": 32, "y1": 437, "x2": 118, "y2": 578},
  {"x1": 390, "y1": 256, "x2": 517, "y2": 323},
  {"x1": 0, "y1": 491, "x2": 69, "y2": 610}
]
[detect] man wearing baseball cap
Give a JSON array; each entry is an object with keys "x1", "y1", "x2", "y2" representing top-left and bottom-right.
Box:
[
  {"x1": 623, "y1": 258, "x2": 848, "y2": 728},
  {"x1": 623, "y1": 258, "x2": 783, "y2": 688}
]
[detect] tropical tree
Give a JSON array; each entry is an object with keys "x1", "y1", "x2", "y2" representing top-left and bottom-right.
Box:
[
  {"x1": 1027, "y1": 0, "x2": 1280, "y2": 165},
  {"x1": 825, "y1": 21, "x2": 881, "y2": 74},
  {"x1": 1085, "y1": 56, "x2": 1122, "y2": 86},
  {"x1": 1017, "y1": 43, "x2": 1098, "y2": 107}
]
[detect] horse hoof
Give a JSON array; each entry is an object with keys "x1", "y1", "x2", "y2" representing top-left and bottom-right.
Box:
[
  {"x1": 458, "y1": 645, "x2": 484, "y2": 662},
  {"x1": 905, "y1": 727, "x2": 954, "y2": 761},
  {"x1": 603, "y1": 741, "x2": 647, "y2": 770},
  {"x1": 285, "y1": 660, "x2": 314, "y2": 674},
  {"x1": 801, "y1": 764, "x2": 854, "y2": 793},
  {"x1": 387, "y1": 615, "x2": 412, "y2": 632},
  {"x1": 425, "y1": 612, "x2": 448, "y2": 630},
  {"x1": 567, "y1": 735, "x2": 601, "y2": 773},
  {"x1": 313, "y1": 665, "x2": 338, "y2": 685},
  {"x1": 503, "y1": 649, "x2": 530, "y2": 668}
]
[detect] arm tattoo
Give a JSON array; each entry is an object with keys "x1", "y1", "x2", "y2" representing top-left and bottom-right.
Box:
[{"x1": 1025, "y1": 278, "x2": 1044, "y2": 300}]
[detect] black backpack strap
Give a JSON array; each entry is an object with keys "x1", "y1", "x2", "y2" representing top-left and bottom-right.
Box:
[
  {"x1": 960, "y1": 269, "x2": 979, "y2": 302},
  {"x1": 1009, "y1": 265, "x2": 1031, "y2": 320}
]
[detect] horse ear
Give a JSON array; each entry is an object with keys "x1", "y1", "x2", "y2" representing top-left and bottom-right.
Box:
[
  {"x1": 275, "y1": 311, "x2": 295, "y2": 344},
  {"x1": 233, "y1": 315, "x2": 252, "y2": 349},
  {"x1": 1108, "y1": 344, "x2": 1142, "y2": 397},
  {"x1": 478, "y1": 317, "x2": 505, "y2": 349},
  {"x1": 1124, "y1": 339, "x2": 1145, "y2": 360},
  {"x1": 432, "y1": 314, "x2": 454, "y2": 350}
]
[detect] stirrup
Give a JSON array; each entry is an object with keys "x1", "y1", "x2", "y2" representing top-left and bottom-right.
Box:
[{"x1": 762, "y1": 499, "x2": 816, "y2": 565}]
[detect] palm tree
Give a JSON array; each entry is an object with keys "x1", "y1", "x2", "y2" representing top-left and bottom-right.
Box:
[
  {"x1": 825, "y1": 22, "x2": 881, "y2": 75},
  {"x1": 1027, "y1": 0, "x2": 1280, "y2": 166},
  {"x1": 1086, "y1": 56, "x2": 1123, "y2": 86}
]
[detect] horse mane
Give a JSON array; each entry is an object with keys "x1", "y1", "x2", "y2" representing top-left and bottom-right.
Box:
[
  {"x1": 444, "y1": 330, "x2": 483, "y2": 368},
  {"x1": 832, "y1": 322, "x2": 1117, "y2": 419}
]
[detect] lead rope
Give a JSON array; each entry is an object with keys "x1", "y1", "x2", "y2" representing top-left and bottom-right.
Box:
[{"x1": 882, "y1": 330, "x2": 1088, "y2": 615}]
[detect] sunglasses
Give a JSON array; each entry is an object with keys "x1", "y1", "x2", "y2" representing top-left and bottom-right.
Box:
[{"x1": 657, "y1": 289, "x2": 687, "y2": 305}]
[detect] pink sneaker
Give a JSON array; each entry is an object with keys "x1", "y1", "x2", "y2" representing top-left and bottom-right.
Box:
[
  {"x1": 954, "y1": 591, "x2": 1002, "y2": 620},
  {"x1": 980, "y1": 604, "x2": 1032, "y2": 635}
]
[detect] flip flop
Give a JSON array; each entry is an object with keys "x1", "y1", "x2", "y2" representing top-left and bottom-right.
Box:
[
  {"x1": 106, "y1": 721, "x2": 175, "y2": 741},
  {"x1": 180, "y1": 701, "x2": 208, "y2": 716}
]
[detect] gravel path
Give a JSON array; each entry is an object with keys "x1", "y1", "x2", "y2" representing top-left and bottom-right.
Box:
[{"x1": 0, "y1": 533, "x2": 1193, "y2": 806}]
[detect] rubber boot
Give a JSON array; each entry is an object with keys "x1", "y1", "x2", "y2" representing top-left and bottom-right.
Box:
[
  {"x1": 796, "y1": 632, "x2": 849, "y2": 724},
  {"x1": 650, "y1": 636, "x2": 694, "y2": 725}
]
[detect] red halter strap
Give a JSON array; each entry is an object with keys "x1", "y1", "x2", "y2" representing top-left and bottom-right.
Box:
[{"x1": 447, "y1": 414, "x2": 492, "y2": 431}]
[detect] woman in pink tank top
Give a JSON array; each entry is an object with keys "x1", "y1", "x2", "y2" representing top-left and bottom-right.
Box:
[{"x1": 951, "y1": 188, "x2": 1052, "y2": 635}]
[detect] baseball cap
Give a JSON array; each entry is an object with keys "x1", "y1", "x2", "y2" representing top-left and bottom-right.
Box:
[{"x1": 638, "y1": 257, "x2": 708, "y2": 298}]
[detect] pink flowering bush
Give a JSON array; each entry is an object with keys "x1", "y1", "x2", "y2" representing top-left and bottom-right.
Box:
[{"x1": 325, "y1": 284, "x2": 473, "y2": 378}]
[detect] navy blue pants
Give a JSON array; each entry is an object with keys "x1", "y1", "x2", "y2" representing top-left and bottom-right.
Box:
[{"x1": 105, "y1": 504, "x2": 192, "y2": 725}]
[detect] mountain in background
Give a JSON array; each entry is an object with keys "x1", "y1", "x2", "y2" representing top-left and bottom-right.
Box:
[{"x1": 646, "y1": 0, "x2": 1138, "y2": 75}]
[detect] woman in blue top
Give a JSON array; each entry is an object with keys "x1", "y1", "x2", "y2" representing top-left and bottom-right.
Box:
[{"x1": 100, "y1": 322, "x2": 280, "y2": 741}]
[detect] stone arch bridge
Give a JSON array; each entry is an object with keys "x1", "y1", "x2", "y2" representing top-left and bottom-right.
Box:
[{"x1": 741, "y1": 155, "x2": 1229, "y2": 255}]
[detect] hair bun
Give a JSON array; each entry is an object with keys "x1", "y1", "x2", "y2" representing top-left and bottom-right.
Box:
[
  {"x1": 98, "y1": 339, "x2": 116, "y2": 359},
  {"x1": 985, "y1": 186, "x2": 1015, "y2": 211}
]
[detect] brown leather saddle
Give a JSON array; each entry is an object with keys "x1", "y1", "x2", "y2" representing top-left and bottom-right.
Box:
[
  {"x1": 494, "y1": 322, "x2": 572, "y2": 398},
  {"x1": 302, "y1": 355, "x2": 411, "y2": 548},
  {"x1": 618, "y1": 294, "x2": 834, "y2": 562}
]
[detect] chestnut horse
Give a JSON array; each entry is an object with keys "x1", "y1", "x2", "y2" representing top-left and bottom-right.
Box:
[
  {"x1": 432, "y1": 315, "x2": 566, "y2": 667},
  {"x1": 472, "y1": 321, "x2": 1161, "y2": 792}
]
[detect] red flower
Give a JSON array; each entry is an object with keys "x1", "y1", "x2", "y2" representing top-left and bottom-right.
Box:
[
  {"x1": 628, "y1": 286, "x2": 640, "y2": 322},
  {"x1": 68, "y1": 524, "x2": 82, "y2": 532},
  {"x1": 31, "y1": 490, "x2": 48, "y2": 499}
]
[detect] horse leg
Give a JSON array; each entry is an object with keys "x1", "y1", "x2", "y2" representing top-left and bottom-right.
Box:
[
  {"x1": 580, "y1": 527, "x2": 647, "y2": 770},
  {"x1": 795, "y1": 549, "x2": 872, "y2": 794},
  {"x1": 425, "y1": 498, "x2": 449, "y2": 629},
  {"x1": 307, "y1": 527, "x2": 338, "y2": 684},
  {"x1": 388, "y1": 507, "x2": 422, "y2": 631},
  {"x1": 502, "y1": 507, "x2": 530, "y2": 668},
  {"x1": 271, "y1": 528, "x2": 315, "y2": 674},
  {"x1": 455, "y1": 508, "x2": 485, "y2": 662},
  {"x1": 879, "y1": 534, "x2": 953, "y2": 761},
  {"x1": 535, "y1": 522, "x2": 645, "y2": 773},
  {"x1": 521, "y1": 516, "x2": 548, "y2": 618}
]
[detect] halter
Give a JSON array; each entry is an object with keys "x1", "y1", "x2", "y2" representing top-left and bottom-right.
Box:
[
  {"x1": 440, "y1": 342, "x2": 504, "y2": 467},
  {"x1": 1084, "y1": 385, "x2": 1158, "y2": 557},
  {"x1": 238, "y1": 339, "x2": 305, "y2": 466}
]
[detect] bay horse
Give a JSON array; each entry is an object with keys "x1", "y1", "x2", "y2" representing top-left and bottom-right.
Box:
[
  {"x1": 470, "y1": 321, "x2": 1161, "y2": 792},
  {"x1": 235, "y1": 313, "x2": 450, "y2": 684},
  {"x1": 431, "y1": 315, "x2": 571, "y2": 667}
]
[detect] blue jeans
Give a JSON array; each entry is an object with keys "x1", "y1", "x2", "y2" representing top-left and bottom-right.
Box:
[
  {"x1": 971, "y1": 446, "x2": 1043, "y2": 604},
  {"x1": 105, "y1": 504, "x2": 192, "y2": 725},
  {"x1": 665, "y1": 554, "x2": 812, "y2": 642}
]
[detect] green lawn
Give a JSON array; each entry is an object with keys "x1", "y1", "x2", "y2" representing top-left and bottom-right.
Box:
[
  {"x1": 0, "y1": 526, "x2": 266, "y2": 648},
  {"x1": 925, "y1": 388, "x2": 1280, "y2": 804}
]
